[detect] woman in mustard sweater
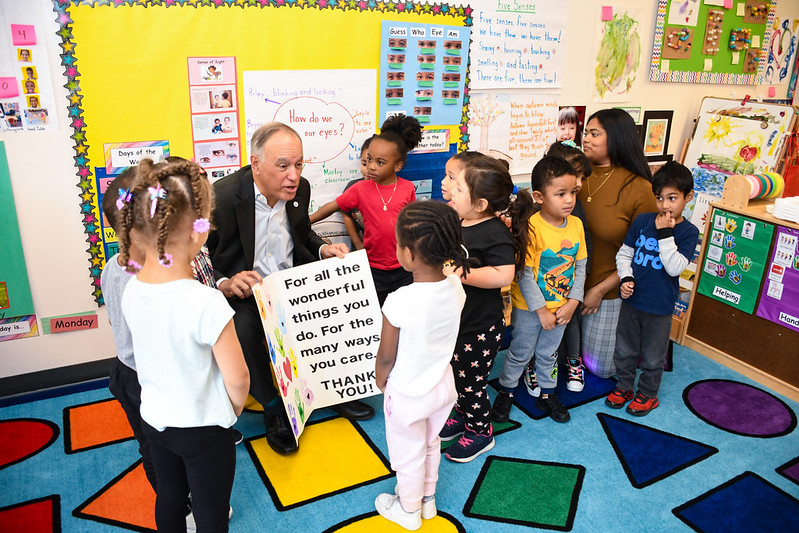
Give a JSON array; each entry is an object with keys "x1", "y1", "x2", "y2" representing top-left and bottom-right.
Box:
[{"x1": 579, "y1": 108, "x2": 658, "y2": 379}]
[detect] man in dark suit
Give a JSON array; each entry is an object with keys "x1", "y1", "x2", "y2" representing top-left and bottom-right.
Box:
[{"x1": 207, "y1": 122, "x2": 374, "y2": 455}]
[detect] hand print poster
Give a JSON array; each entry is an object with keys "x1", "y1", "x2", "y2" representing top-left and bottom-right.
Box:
[
  {"x1": 696, "y1": 210, "x2": 774, "y2": 314},
  {"x1": 252, "y1": 250, "x2": 381, "y2": 444}
]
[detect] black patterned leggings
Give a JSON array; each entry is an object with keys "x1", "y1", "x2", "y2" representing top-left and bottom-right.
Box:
[{"x1": 450, "y1": 317, "x2": 505, "y2": 435}]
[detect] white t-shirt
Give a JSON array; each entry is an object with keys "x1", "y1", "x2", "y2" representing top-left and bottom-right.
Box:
[
  {"x1": 381, "y1": 274, "x2": 466, "y2": 397},
  {"x1": 122, "y1": 277, "x2": 236, "y2": 431}
]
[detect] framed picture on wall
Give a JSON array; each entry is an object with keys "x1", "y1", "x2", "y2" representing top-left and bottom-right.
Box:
[
  {"x1": 641, "y1": 110, "x2": 673, "y2": 161},
  {"x1": 615, "y1": 106, "x2": 642, "y2": 125}
]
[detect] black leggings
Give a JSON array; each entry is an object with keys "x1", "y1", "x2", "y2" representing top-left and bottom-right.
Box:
[{"x1": 142, "y1": 423, "x2": 236, "y2": 532}]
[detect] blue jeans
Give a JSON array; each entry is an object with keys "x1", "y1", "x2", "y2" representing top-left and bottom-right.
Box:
[{"x1": 500, "y1": 307, "x2": 566, "y2": 391}]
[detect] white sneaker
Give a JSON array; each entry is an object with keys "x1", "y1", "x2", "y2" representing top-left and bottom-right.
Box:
[
  {"x1": 375, "y1": 493, "x2": 422, "y2": 530},
  {"x1": 185, "y1": 506, "x2": 233, "y2": 531},
  {"x1": 421, "y1": 496, "x2": 437, "y2": 520},
  {"x1": 394, "y1": 486, "x2": 436, "y2": 519}
]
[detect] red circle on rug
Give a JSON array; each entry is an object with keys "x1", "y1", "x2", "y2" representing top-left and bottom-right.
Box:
[{"x1": 0, "y1": 419, "x2": 59, "y2": 469}]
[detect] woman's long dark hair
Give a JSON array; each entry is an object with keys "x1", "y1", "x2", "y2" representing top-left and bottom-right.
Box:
[
  {"x1": 589, "y1": 108, "x2": 652, "y2": 181},
  {"x1": 587, "y1": 108, "x2": 652, "y2": 204}
]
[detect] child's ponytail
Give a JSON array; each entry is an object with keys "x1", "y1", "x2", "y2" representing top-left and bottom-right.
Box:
[
  {"x1": 117, "y1": 157, "x2": 212, "y2": 272},
  {"x1": 504, "y1": 186, "x2": 535, "y2": 280},
  {"x1": 377, "y1": 115, "x2": 423, "y2": 162}
]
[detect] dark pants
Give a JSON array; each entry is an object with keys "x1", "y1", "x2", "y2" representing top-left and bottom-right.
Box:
[
  {"x1": 613, "y1": 302, "x2": 672, "y2": 398},
  {"x1": 451, "y1": 317, "x2": 505, "y2": 435},
  {"x1": 229, "y1": 296, "x2": 277, "y2": 407},
  {"x1": 142, "y1": 424, "x2": 236, "y2": 533},
  {"x1": 108, "y1": 358, "x2": 157, "y2": 490},
  {"x1": 561, "y1": 312, "x2": 582, "y2": 361},
  {"x1": 372, "y1": 266, "x2": 413, "y2": 306}
]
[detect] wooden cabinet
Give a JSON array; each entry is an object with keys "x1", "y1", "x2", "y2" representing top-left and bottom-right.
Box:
[{"x1": 681, "y1": 200, "x2": 799, "y2": 402}]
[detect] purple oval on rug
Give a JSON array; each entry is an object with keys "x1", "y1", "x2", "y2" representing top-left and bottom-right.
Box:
[{"x1": 683, "y1": 380, "x2": 797, "y2": 438}]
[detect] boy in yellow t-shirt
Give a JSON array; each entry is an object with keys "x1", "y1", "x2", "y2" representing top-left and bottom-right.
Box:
[{"x1": 491, "y1": 156, "x2": 587, "y2": 423}]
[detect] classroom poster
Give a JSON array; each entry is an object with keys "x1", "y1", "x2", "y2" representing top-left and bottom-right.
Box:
[
  {"x1": 696, "y1": 210, "x2": 774, "y2": 314},
  {"x1": 592, "y1": 4, "x2": 645, "y2": 102},
  {"x1": 0, "y1": 3, "x2": 59, "y2": 132},
  {"x1": 467, "y1": 92, "x2": 558, "y2": 175},
  {"x1": 470, "y1": 6, "x2": 567, "y2": 89},
  {"x1": 756, "y1": 226, "x2": 799, "y2": 333},
  {"x1": 0, "y1": 142, "x2": 38, "y2": 341},
  {"x1": 187, "y1": 57, "x2": 241, "y2": 181},
  {"x1": 243, "y1": 69, "x2": 377, "y2": 242},
  {"x1": 378, "y1": 21, "x2": 470, "y2": 125},
  {"x1": 251, "y1": 250, "x2": 380, "y2": 444}
]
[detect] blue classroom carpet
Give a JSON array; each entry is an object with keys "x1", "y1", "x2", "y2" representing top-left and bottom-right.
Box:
[{"x1": 2, "y1": 344, "x2": 799, "y2": 532}]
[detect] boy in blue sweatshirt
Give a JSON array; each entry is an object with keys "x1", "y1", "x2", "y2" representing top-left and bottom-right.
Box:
[{"x1": 605, "y1": 161, "x2": 699, "y2": 416}]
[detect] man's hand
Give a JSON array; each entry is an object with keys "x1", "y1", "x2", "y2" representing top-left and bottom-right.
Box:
[
  {"x1": 320, "y1": 242, "x2": 349, "y2": 259},
  {"x1": 219, "y1": 270, "x2": 262, "y2": 299}
]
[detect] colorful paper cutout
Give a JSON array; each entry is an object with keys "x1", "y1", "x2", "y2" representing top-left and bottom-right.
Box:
[{"x1": 10, "y1": 24, "x2": 36, "y2": 45}]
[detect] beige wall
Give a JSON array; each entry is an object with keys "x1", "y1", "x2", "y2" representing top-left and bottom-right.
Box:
[{"x1": 1, "y1": 0, "x2": 797, "y2": 379}]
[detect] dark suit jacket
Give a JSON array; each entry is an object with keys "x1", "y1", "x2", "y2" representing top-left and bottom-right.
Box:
[{"x1": 207, "y1": 165, "x2": 326, "y2": 282}]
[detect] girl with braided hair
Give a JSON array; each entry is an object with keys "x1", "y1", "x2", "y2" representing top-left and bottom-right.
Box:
[
  {"x1": 441, "y1": 155, "x2": 535, "y2": 463},
  {"x1": 374, "y1": 200, "x2": 468, "y2": 530},
  {"x1": 118, "y1": 158, "x2": 249, "y2": 532}
]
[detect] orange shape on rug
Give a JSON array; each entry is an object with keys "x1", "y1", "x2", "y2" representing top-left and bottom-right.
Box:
[
  {"x1": 76, "y1": 462, "x2": 156, "y2": 531},
  {"x1": 64, "y1": 398, "x2": 133, "y2": 453}
]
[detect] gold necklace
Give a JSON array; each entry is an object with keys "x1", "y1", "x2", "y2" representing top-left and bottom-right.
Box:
[
  {"x1": 586, "y1": 167, "x2": 615, "y2": 203},
  {"x1": 374, "y1": 179, "x2": 399, "y2": 211}
]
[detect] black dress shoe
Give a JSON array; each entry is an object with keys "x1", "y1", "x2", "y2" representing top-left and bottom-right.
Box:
[
  {"x1": 264, "y1": 408, "x2": 298, "y2": 455},
  {"x1": 332, "y1": 400, "x2": 375, "y2": 421}
]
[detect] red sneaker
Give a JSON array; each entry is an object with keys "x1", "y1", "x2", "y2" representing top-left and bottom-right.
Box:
[
  {"x1": 605, "y1": 388, "x2": 634, "y2": 409},
  {"x1": 626, "y1": 393, "x2": 659, "y2": 416}
]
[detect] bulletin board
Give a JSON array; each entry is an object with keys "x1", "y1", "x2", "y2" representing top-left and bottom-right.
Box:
[
  {"x1": 650, "y1": 0, "x2": 778, "y2": 84},
  {"x1": 52, "y1": 0, "x2": 470, "y2": 304}
]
